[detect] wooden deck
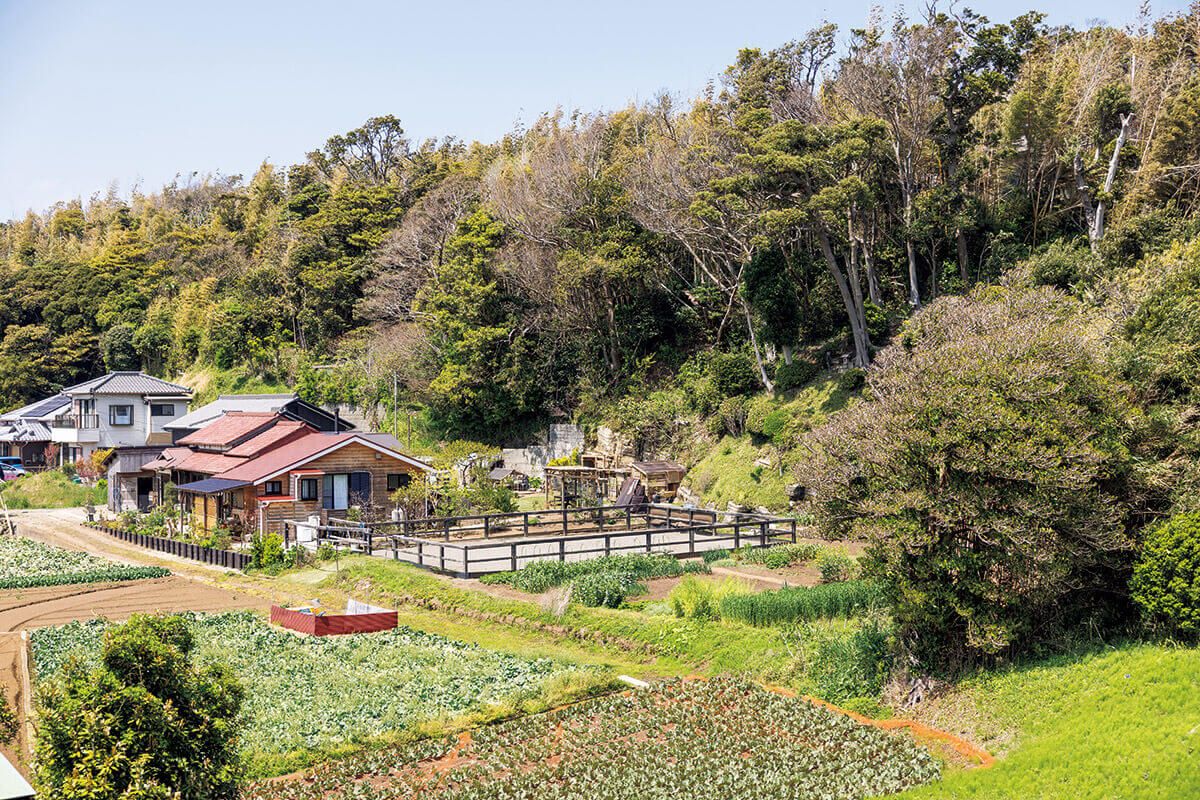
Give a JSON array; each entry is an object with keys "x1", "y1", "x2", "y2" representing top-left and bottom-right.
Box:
[{"x1": 286, "y1": 504, "x2": 798, "y2": 578}]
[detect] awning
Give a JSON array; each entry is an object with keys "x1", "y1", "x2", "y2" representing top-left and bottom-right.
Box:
[{"x1": 175, "y1": 477, "x2": 251, "y2": 494}]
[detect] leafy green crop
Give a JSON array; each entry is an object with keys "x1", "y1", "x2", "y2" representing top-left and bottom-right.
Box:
[
  {"x1": 242, "y1": 677, "x2": 939, "y2": 800},
  {"x1": 480, "y1": 553, "x2": 701, "y2": 606},
  {"x1": 32, "y1": 611, "x2": 589, "y2": 760},
  {"x1": 0, "y1": 535, "x2": 169, "y2": 588}
]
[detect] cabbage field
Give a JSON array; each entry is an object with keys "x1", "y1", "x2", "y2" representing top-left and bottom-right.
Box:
[
  {"x1": 32, "y1": 611, "x2": 591, "y2": 758},
  {"x1": 244, "y1": 677, "x2": 940, "y2": 800},
  {"x1": 0, "y1": 534, "x2": 169, "y2": 588}
]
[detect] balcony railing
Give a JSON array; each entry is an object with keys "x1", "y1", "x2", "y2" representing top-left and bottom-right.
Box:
[{"x1": 52, "y1": 413, "x2": 100, "y2": 429}]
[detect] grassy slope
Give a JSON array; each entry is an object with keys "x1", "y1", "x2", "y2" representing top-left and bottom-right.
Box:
[
  {"x1": 285, "y1": 557, "x2": 882, "y2": 690},
  {"x1": 898, "y1": 644, "x2": 1200, "y2": 799},
  {"x1": 0, "y1": 470, "x2": 104, "y2": 508},
  {"x1": 684, "y1": 372, "x2": 856, "y2": 511}
]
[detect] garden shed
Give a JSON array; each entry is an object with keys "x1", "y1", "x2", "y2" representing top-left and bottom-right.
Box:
[
  {"x1": 488, "y1": 467, "x2": 529, "y2": 491},
  {"x1": 630, "y1": 461, "x2": 686, "y2": 501}
]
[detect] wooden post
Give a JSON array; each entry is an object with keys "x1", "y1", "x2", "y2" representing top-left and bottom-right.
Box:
[
  {"x1": 760, "y1": 521, "x2": 767, "y2": 547},
  {"x1": 438, "y1": 543, "x2": 445, "y2": 573},
  {"x1": 523, "y1": 512, "x2": 530, "y2": 537},
  {"x1": 791, "y1": 518, "x2": 798, "y2": 543},
  {"x1": 625, "y1": 507, "x2": 631, "y2": 529},
  {"x1": 562, "y1": 507, "x2": 568, "y2": 535},
  {"x1": 604, "y1": 533, "x2": 611, "y2": 557},
  {"x1": 462, "y1": 545, "x2": 469, "y2": 577},
  {"x1": 417, "y1": 539, "x2": 424, "y2": 567},
  {"x1": 645, "y1": 530, "x2": 651, "y2": 554},
  {"x1": 734, "y1": 521, "x2": 741, "y2": 550},
  {"x1": 558, "y1": 538, "x2": 566, "y2": 562},
  {"x1": 510, "y1": 542, "x2": 517, "y2": 572},
  {"x1": 689, "y1": 526, "x2": 695, "y2": 555},
  {"x1": 484, "y1": 515, "x2": 491, "y2": 539}
]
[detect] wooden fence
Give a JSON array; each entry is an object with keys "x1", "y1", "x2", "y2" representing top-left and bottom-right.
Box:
[
  {"x1": 92, "y1": 523, "x2": 251, "y2": 570},
  {"x1": 292, "y1": 504, "x2": 798, "y2": 578}
]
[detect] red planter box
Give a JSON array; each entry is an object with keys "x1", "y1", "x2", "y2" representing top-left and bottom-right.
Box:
[{"x1": 269, "y1": 604, "x2": 397, "y2": 636}]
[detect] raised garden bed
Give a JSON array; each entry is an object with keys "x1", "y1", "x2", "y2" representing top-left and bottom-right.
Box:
[{"x1": 269, "y1": 602, "x2": 397, "y2": 636}]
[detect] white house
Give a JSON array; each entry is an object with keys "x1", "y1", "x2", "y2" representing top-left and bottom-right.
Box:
[{"x1": 45, "y1": 372, "x2": 192, "y2": 511}]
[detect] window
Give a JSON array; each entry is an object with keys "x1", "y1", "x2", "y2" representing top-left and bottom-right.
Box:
[
  {"x1": 109, "y1": 405, "x2": 133, "y2": 426},
  {"x1": 299, "y1": 477, "x2": 319, "y2": 502},
  {"x1": 387, "y1": 473, "x2": 411, "y2": 492},
  {"x1": 264, "y1": 480, "x2": 283, "y2": 496},
  {"x1": 323, "y1": 474, "x2": 350, "y2": 510},
  {"x1": 316, "y1": 473, "x2": 372, "y2": 510},
  {"x1": 150, "y1": 403, "x2": 175, "y2": 417}
]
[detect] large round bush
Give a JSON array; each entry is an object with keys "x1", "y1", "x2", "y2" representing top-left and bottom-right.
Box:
[
  {"x1": 708, "y1": 351, "x2": 759, "y2": 396},
  {"x1": 1131, "y1": 513, "x2": 1200, "y2": 639},
  {"x1": 798, "y1": 287, "x2": 1140, "y2": 667}
]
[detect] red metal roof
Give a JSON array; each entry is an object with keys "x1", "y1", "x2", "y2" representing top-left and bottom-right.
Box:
[
  {"x1": 142, "y1": 446, "x2": 191, "y2": 471},
  {"x1": 213, "y1": 432, "x2": 429, "y2": 484},
  {"x1": 173, "y1": 450, "x2": 246, "y2": 475},
  {"x1": 176, "y1": 412, "x2": 281, "y2": 448},
  {"x1": 225, "y1": 420, "x2": 311, "y2": 457}
]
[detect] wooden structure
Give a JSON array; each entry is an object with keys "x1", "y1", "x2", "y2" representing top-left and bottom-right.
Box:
[
  {"x1": 289, "y1": 503, "x2": 798, "y2": 578},
  {"x1": 544, "y1": 465, "x2": 629, "y2": 507},
  {"x1": 172, "y1": 431, "x2": 433, "y2": 536},
  {"x1": 630, "y1": 461, "x2": 686, "y2": 501}
]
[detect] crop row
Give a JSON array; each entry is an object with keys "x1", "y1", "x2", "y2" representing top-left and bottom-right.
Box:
[
  {"x1": 31, "y1": 611, "x2": 590, "y2": 761},
  {"x1": 0, "y1": 534, "x2": 170, "y2": 588},
  {"x1": 480, "y1": 552, "x2": 708, "y2": 607},
  {"x1": 243, "y1": 676, "x2": 939, "y2": 800},
  {"x1": 719, "y1": 580, "x2": 886, "y2": 626}
]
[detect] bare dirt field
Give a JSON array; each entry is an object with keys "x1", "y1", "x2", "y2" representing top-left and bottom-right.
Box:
[{"x1": 0, "y1": 577, "x2": 271, "y2": 632}]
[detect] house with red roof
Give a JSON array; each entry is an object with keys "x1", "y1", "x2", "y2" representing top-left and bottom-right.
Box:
[{"x1": 155, "y1": 414, "x2": 433, "y2": 537}]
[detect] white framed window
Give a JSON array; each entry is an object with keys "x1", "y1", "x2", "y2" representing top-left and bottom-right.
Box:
[{"x1": 109, "y1": 405, "x2": 133, "y2": 426}]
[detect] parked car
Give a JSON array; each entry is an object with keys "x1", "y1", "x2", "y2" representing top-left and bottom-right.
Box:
[{"x1": 0, "y1": 457, "x2": 26, "y2": 480}]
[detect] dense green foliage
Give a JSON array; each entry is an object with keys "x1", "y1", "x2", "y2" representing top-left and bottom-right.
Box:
[
  {"x1": 32, "y1": 612, "x2": 590, "y2": 773},
  {"x1": 242, "y1": 678, "x2": 940, "y2": 800},
  {"x1": 1130, "y1": 512, "x2": 1200, "y2": 639},
  {"x1": 719, "y1": 581, "x2": 885, "y2": 627},
  {"x1": 0, "y1": 535, "x2": 169, "y2": 589},
  {"x1": 3, "y1": 9, "x2": 1197, "y2": 443},
  {"x1": 34, "y1": 614, "x2": 244, "y2": 800},
  {"x1": 799, "y1": 288, "x2": 1145, "y2": 666}
]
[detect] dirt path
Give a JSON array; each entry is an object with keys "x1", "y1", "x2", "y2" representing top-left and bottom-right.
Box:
[{"x1": 0, "y1": 632, "x2": 29, "y2": 774}]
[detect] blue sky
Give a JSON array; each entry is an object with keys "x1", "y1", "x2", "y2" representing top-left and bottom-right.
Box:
[{"x1": 0, "y1": 0, "x2": 1190, "y2": 218}]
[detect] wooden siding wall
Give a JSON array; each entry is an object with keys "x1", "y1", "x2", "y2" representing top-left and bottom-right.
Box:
[{"x1": 255, "y1": 443, "x2": 424, "y2": 535}]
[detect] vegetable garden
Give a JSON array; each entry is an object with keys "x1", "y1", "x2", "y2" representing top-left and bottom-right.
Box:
[
  {"x1": 0, "y1": 535, "x2": 169, "y2": 588},
  {"x1": 31, "y1": 611, "x2": 593, "y2": 767},
  {"x1": 244, "y1": 677, "x2": 940, "y2": 800}
]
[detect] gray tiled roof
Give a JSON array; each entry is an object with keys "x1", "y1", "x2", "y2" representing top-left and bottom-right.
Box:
[
  {"x1": 62, "y1": 372, "x2": 192, "y2": 397},
  {"x1": 163, "y1": 394, "x2": 296, "y2": 430}
]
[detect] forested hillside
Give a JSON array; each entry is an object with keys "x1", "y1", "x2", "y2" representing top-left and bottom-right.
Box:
[{"x1": 2, "y1": 5, "x2": 1199, "y2": 447}]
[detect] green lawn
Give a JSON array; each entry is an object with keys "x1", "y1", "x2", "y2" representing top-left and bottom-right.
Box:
[{"x1": 898, "y1": 644, "x2": 1200, "y2": 799}]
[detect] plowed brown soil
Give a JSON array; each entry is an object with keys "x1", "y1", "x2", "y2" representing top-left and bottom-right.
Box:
[{"x1": 0, "y1": 577, "x2": 269, "y2": 632}]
